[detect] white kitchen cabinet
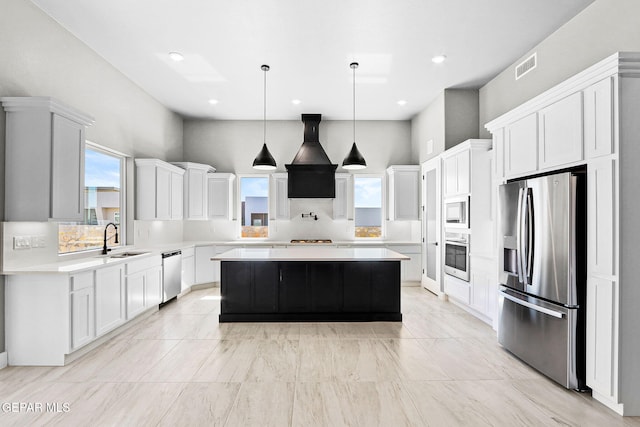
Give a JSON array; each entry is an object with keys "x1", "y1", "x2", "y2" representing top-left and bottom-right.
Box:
[
  {"x1": 387, "y1": 166, "x2": 420, "y2": 220},
  {"x1": 182, "y1": 247, "x2": 195, "y2": 292},
  {"x1": 443, "y1": 275, "x2": 470, "y2": 305},
  {"x1": 333, "y1": 173, "x2": 351, "y2": 220},
  {"x1": 469, "y1": 256, "x2": 496, "y2": 324},
  {"x1": 493, "y1": 128, "x2": 505, "y2": 180},
  {"x1": 208, "y1": 173, "x2": 236, "y2": 220},
  {"x1": 504, "y1": 113, "x2": 538, "y2": 177},
  {"x1": 584, "y1": 76, "x2": 614, "y2": 159},
  {"x1": 70, "y1": 271, "x2": 95, "y2": 351},
  {"x1": 195, "y1": 245, "x2": 217, "y2": 284},
  {"x1": 1, "y1": 97, "x2": 94, "y2": 221},
  {"x1": 538, "y1": 92, "x2": 583, "y2": 169},
  {"x1": 443, "y1": 151, "x2": 470, "y2": 198},
  {"x1": 126, "y1": 272, "x2": 146, "y2": 319},
  {"x1": 387, "y1": 245, "x2": 421, "y2": 282},
  {"x1": 135, "y1": 159, "x2": 185, "y2": 220},
  {"x1": 272, "y1": 173, "x2": 290, "y2": 220},
  {"x1": 95, "y1": 265, "x2": 125, "y2": 336},
  {"x1": 587, "y1": 158, "x2": 615, "y2": 277},
  {"x1": 145, "y1": 265, "x2": 163, "y2": 307},
  {"x1": 172, "y1": 162, "x2": 216, "y2": 220},
  {"x1": 586, "y1": 276, "x2": 617, "y2": 400}
]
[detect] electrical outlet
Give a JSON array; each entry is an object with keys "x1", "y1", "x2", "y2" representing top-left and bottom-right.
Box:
[
  {"x1": 13, "y1": 236, "x2": 31, "y2": 250},
  {"x1": 31, "y1": 235, "x2": 46, "y2": 248}
]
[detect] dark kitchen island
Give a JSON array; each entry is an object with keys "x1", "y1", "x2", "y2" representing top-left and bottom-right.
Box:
[{"x1": 213, "y1": 247, "x2": 408, "y2": 322}]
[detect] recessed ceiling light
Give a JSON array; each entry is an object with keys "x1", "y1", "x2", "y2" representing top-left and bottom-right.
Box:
[
  {"x1": 291, "y1": 99, "x2": 302, "y2": 105},
  {"x1": 397, "y1": 100, "x2": 407, "y2": 106},
  {"x1": 208, "y1": 99, "x2": 219, "y2": 105},
  {"x1": 168, "y1": 51, "x2": 184, "y2": 62},
  {"x1": 432, "y1": 55, "x2": 447, "y2": 64}
]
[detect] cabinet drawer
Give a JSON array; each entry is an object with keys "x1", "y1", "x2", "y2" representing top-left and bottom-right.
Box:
[
  {"x1": 444, "y1": 275, "x2": 470, "y2": 304},
  {"x1": 126, "y1": 255, "x2": 161, "y2": 275},
  {"x1": 181, "y1": 247, "x2": 195, "y2": 258},
  {"x1": 70, "y1": 271, "x2": 94, "y2": 291}
]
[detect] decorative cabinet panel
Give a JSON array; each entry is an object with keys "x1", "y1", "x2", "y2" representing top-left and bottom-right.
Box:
[
  {"x1": 584, "y1": 76, "x2": 614, "y2": 159},
  {"x1": 144, "y1": 265, "x2": 163, "y2": 308},
  {"x1": 195, "y1": 245, "x2": 217, "y2": 284},
  {"x1": 587, "y1": 158, "x2": 615, "y2": 277},
  {"x1": 387, "y1": 166, "x2": 420, "y2": 220},
  {"x1": 126, "y1": 272, "x2": 146, "y2": 319},
  {"x1": 505, "y1": 113, "x2": 538, "y2": 177},
  {"x1": 135, "y1": 159, "x2": 185, "y2": 220},
  {"x1": 1, "y1": 97, "x2": 94, "y2": 221},
  {"x1": 333, "y1": 173, "x2": 351, "y2": 220},
  {"x1": 95, "y1": 265, "x2": 125, "y2": 336},
  {"x1": 182, "y1": 247, "x2": 195, "y2": 292},
  {"x1": 70, "y1": 271, "x2": 95, "y2": 351},
  {"x1": 538, "y1": 92, "x2": 583, "y2": 169},
  {"x1": 172, "y1": 162, "x2": 216, "y2": 220},
  {"x1": 443, "y1": 152, "x2": 470, "y2": 198},
  {"x1": 273, "y1": 173, "x2": 290, "y2": 220},
  {"x1": 208, "y1": 173, "x2": 235, "y2": 220}
]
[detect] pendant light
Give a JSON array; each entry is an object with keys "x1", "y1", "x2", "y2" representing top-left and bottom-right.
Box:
[
  {"x1": 342, "y1": 62, "x2": 367, "y2": 170},
  {"x1": 253, "y1": 64, "x2": 277, "y2": 170}
]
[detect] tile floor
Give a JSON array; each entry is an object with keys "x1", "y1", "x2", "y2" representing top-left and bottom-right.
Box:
[{"x1": 0, "y1": 287, "x2": 639, "y2": 426}]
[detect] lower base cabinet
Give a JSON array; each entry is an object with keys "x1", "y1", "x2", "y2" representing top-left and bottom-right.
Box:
[
  {"x1": 220, "y1": 260, "x2": 401, "y2": 321},
  {"x1": 95, "y1": 265, "x2": 125, "y2": 336},
  {"x1": 70, "y1": 271, "x2": 95, "y2": 351}
]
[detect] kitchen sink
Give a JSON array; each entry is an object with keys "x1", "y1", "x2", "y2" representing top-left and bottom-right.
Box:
[{"x1": 109, "y1": 251, "x2": 149, "y2": 258}]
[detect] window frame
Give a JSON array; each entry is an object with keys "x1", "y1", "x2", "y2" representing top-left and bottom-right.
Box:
[
  {"x1": 352, "y1": 173, "x2": 386, "y2": 240},
  {"x1": 237, "y1": 173, "x2": 271, "y2": 240},
  {"x1": 58, "y1": 141, "x2": 128, "y2": 256}
]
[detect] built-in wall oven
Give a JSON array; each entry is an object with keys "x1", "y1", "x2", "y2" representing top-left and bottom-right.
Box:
[
  {"x1": 444, "y1": 232, "x2": 469, "y2": 281},
  {"x1": 444, "y1": 196, "x2": 470, "y2": 228}
]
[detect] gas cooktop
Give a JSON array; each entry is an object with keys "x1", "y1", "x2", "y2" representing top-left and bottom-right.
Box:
[{"x1": 290, "y1": 239, "x2": 333, "y2": 244}]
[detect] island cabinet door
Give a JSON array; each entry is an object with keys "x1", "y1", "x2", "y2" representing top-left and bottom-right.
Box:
[
  {"x1": 221, "y1": 262, "x2": 252, "y2": 312},
  {"x1": 371, "y1": 262, "x2": 401, "y2": 313},
  {"x1": 343, "y1": 263, "x2": 372, "y2": 312},
  {"x1": 252, "y1": 262, "x2": 278, "y2": 313},
  {"x1": 279, "y1": 263, "x2": 309, "y2": 312},
  {"x1": 308, "y1": 263, "x2": 342, "y2": 312}
]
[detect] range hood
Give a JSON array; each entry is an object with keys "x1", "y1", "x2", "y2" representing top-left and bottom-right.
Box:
[{"x1": 285, "y1": 114, "x2": 338, "y2": 198}]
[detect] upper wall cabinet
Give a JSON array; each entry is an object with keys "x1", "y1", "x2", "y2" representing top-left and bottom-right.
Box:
[
  {"x1": 504, "y1": 113, "x2": 538, "y2": 178},
  {"x1": 538, "y1": 92, "x2": 583, "y2": 169},
  {"x1": 172, "y1": 162, "x2": 216, "y2": 220},
  {"x1": 584, "y1": 76, "x2": 614, "y2": 159},
  {"x1": 387, "y1": 166, "x2": 420, "y2": 220},
  {"x1": 208, "y1": 173, "x2": 235, "y2": 220},
  {"x1": 135, "y1": 159, "x2": 185, "y2": 220},
  {"x1": 442, "y1": 151, "x2": 470, "y2": 198},
  {"x1": 272, "y1": 173, "x2": 290, "y2": 221},
  {"x1": 1, "y1": 97, "x2": 94, "y2": 221},
  {"x1": 333, "y1": 173, "x2": 352, "y2": 220}
]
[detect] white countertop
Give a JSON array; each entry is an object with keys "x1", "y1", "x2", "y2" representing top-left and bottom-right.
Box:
[{"x1": 212, "y1": 247, "x2": 410, "y2": 261}]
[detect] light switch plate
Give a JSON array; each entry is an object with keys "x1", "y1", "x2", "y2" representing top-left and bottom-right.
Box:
[
  {"x1": 14, "y1": 236, "x2": 31, "y2": 250},
  {"x1": 31, "y1": 235, "x2": 46, "y2": 248}
]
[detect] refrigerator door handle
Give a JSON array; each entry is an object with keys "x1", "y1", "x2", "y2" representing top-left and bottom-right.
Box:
[
  {"x1": 516, "y1": 188, "x2": 524, "y2": 283},
  {"x1": 499, "y1": 290, "x2": 565, "y2": 319},
  {"x1": 525, "y1": 188, "x2": 534, "y2": 284}
]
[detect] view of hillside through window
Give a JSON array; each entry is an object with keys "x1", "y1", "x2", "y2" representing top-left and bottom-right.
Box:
[
  {"x1": 240, "y1": 176, "x2": 269, "y2": 238},
  {"x1": 354, "y1": 176, "x2": 382, "y2": 238},
  {"x1": 58, "y1": 147, "x2": 123, "y2": 254}
]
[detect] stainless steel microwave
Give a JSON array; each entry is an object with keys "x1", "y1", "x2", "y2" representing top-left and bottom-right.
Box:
[{"x1": 444, "y1": 196, "x2": 469, "y2": 228}]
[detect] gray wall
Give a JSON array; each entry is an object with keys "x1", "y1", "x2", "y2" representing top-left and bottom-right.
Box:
[
  {"x1": 0, "y1": 0, "x2": 184, "y2": 353},
  {"x1": 184, "y1": 119, "x2": 412, "y2": 174},
  {"x1": 411, "y1": 89, "x2": 479, "y2": 164},
  {"x1": 479, "y1": 0, "x2": 640, "y2": 137}
]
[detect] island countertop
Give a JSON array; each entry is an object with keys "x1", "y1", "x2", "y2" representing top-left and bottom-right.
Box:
[{"x1": 212, "y1": 247, "x2": 410, "y2": 262}]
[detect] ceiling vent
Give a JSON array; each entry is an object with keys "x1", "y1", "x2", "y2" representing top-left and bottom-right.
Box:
[{"x1": 515, "y1": 53, "x2": 537, "y2": 80}]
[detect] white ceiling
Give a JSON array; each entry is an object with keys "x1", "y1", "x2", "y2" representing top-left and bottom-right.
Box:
[{"x1": 31, "y1": 0, "x2": 594, "y2": 120}]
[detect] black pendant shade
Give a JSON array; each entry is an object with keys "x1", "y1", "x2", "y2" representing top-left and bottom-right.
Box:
[
  {"x1": 342, "y1": 142, "x2": 367, "y2": 170},
  {"x1": 343, "y1": 62, "x2": 367, "y2": 170},
  {"x1": 253, "y1": 142, "x2": 276, "y2": 170},
  {"x1": 253, "y1": 64, "x2": 276, "y2": 170}
]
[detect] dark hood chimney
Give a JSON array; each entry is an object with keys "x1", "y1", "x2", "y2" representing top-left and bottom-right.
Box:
[{"x1": 285, "y1": 114, "x2": 338, "y2": 198}]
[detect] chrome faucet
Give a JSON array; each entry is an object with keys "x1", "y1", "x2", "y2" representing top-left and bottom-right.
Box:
[{"x1": 102, "y1": 222, "x2": 119, "y2": 255}]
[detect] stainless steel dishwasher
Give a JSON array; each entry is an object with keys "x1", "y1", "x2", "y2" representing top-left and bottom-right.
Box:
[{"x1": 161, "y1": 250, "x2": 182, "y2": 304}]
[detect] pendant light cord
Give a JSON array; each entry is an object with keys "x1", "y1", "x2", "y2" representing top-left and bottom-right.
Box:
[
  {"x1": 263, "y1": 65, "x2": 267, "y2": 144},
  {"x1": 352, "y1": 63, "x2": 356, "y2": 142}
]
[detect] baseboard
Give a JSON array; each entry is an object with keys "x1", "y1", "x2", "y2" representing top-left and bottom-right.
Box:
[
  {"x1": 401, "y1": 281, "x2": 421, "y2": 287},
  {"x1": 191, "y1": 282, "x2": 217, "y2": 291},
  {"x1": 0, "y1": 351, "x2": 7, "y2": 369}
]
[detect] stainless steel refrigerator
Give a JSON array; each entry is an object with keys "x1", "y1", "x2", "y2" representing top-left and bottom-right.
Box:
[{"x1": 498, "y1": 169, "x2": 587, "y2": 390}]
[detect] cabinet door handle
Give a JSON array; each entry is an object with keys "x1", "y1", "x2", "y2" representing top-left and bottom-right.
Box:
[{"x1": 279, "y1": 269, "x2": 283, "y2": 282}]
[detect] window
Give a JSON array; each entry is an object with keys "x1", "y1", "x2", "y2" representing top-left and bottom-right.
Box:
[
  {"x1": 58, "y1": 144, "x2": 126, "y2": 254},
  {"x1": 240, "y1": 176, "x2": 269, "y2": 238},
  {"x1": 354, "y1": 176, "x2": 383, "y2": 238}
]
